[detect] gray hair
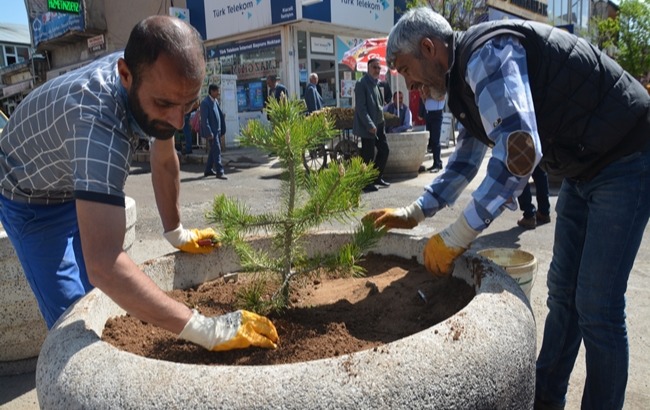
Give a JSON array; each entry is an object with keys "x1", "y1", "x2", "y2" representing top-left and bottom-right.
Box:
[{"x1": 386, "y1": 7, "x2": 453, "y2": 68}]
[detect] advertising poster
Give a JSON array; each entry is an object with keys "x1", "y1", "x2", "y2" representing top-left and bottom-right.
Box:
[
  {"x1": 237, "y1": 85, "x2": 248, "y2": 112},
  {"x1": 248, "y1": 82, "x2": 264, "y2": 110},
  {"x1": 341, "y1": 80, "x2": 355, "y2": 98}
]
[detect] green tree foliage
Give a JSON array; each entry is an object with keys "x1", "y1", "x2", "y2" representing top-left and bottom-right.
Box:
[
  {"x1": 593, "y1": 0, "x2": 650, "y2": 79},
  {"x1": 616, "y1": 0, "x2": 650, "y2": 78},
  {"x1": 207, "y1": 97, "x2": 384, "y2": 314}
]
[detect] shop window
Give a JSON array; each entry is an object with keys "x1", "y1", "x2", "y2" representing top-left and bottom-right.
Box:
[
  {"x1": 213, "y1": 34, "x2": 283, "y2": 113},
  {"x1": 298, "y1": 31, "x2": 307, "y2": 59},
  {"x1": 3, "y1": 45, "x2": 29, "y2": 66}
]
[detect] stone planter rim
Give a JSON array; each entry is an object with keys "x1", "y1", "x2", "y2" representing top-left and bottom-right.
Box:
[{"x1": 36, "y1": 231, "x2": 536, "y2": 409}]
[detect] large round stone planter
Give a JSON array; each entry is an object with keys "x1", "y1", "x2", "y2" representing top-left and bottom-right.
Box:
[
  {"x1": 0, "y1": 196, "x2": 137, "y2": 376},
  {"x1": 36, "y1": 231, "x2": 536, "y2": 409},
  {"x1": 384, "y1": 130, "x2": 429, "y2": 178}
]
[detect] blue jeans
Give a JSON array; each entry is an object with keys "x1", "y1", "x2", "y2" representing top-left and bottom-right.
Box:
[
  {"x1": 535, "y1": 148, "x2": 650, "y2": 409},
  {"x1": 0, "y1": 197, "x2": 92, "y2": 328},
  {"x1": 518, "y1": 165, "x2": 550, "y2": 218},
  {"x1": 204, "y1": 136, "x2": 224, "y2": 175}
]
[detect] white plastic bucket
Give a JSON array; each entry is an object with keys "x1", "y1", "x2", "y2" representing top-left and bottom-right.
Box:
[{"x1": 477, "y1": 248, "x2": 537, "y2": 300}]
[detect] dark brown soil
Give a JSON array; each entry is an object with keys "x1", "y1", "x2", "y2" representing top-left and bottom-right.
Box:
[{"x1": 102, "y1": 254, "x2": 474, "y2": 366}]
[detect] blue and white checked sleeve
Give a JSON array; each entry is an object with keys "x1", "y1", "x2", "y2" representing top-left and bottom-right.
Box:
[{"x1": 417, "y1": 35, "x2": 542, "y2": 231}]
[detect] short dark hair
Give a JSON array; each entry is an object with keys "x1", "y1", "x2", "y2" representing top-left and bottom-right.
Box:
[
  {"x1": 209, "y1": 84, "x2": 219, "y2": 92},
  {"x1": 124, "y1": 16, "x2": 205, "y2": 87},
  {"x1": 368, "y1": 58, "x2": 381, "y2": 66},
  {"x1": 267, "y1": 74, "x2": 278, "y2": 82}
]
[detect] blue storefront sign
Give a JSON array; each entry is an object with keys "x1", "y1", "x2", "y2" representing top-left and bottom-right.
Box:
[
  {"x1": 271, "y1": 0, "x2": 298, "y2": 24},
  {"x1": 207, "y1": 34, "x2": 281, "y2": 59},
  {"x1": 31, "y1": 11, "x2": 86, "y2": 47},
  {"x1": 187, "y1": 0, "x2": 299, "y2": 40}
]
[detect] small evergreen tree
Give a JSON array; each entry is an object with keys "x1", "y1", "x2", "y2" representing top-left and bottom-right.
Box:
[{"x1": 207, "y1": 97, "x2": 384, "y2": 314}]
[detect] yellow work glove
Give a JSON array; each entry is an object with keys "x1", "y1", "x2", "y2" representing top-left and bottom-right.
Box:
[
  {"x1": 424, "y1": 215, "x2": 479, "y2": 277},
  {"x1": 179, "y1": 309, "x2": 279, "y2": 352},
  {"x1": 163, "y1": 224, "x2": 220, "y2": 254},
  {"x1": 363, "y1": 202, "x2": 425, "y2": 230}
]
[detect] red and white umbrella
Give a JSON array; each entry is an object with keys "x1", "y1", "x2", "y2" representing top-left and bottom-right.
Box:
[
  {"x1": 341, "y1": 37, "x2": 390, "y2": 75},
  {"x1": 342, "y1": 37, "x2": 403, "y2": 114}
]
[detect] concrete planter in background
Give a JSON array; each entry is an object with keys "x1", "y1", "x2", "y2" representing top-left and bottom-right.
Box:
[
  {"x1": 0, "y1": 196, "x2": 137, "y2": 376},
  {"x1": 384, "y1": 130, "x2": 429, "y2": 178}
]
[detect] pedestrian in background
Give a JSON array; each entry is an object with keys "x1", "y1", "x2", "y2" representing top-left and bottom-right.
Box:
[
  {"x1": 200, "y1": 84, "x2": 227, "y2": 180},
  {"x1": 182, "y1": 100, "x2": 199, "y2": 155},
  {"x1": 424, "y1": 91, "x2": 446, "y2": 173},
  {"x1": 305, "y1": 72, "x2": 323, "y2": 114},
  {"x1": 353, "y1": 57, "x2": 390, "y2": 193},
  {"x1": 0, "y1": 16, "x2": 276, "y2": 352},
  {"x1": 378, "y1": 79, "x2": 392, "y2": 107},
  {"x1": 266, "y1": 74, "x2": 288, "y2": 102},
  {"x1": 516, "y1": 164, "x2": 551, "y2": 229},
  {"x1": 384, "y1": 90, "x2": 412, "y2": 133},
  {"x1": 216, "y1": 88, "x2": 226, "y2": 153},
  {"x1": 364, "y1": 8, "x2": 650, "y2": 409}
]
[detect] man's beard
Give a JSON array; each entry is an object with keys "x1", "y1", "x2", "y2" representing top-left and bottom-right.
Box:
[
  {"x1": 128, "y1": 86, "x2": 177, "y2": 140},
  {"x1": 424, "y1": 61, "x2": 447, "y2": 100}
]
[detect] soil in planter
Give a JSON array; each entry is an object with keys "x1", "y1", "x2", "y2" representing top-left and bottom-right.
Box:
[{"x1": 102, "y1": 254, "x2": 474, "y2": 366}]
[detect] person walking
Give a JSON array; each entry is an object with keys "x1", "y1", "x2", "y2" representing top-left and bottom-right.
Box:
[
  {"x1": 364, "y1": 8, "x2": 650, "y2": 409},
  {"x1": 216, "y1": 87, "x2": 226, "y2": 153},
  {"x1": 384, "y1": 91, "x2": 412, "y2": 133},
  {"x1": 266, "y1": 74, "x2": 288, "y2": 102},
  {"x1": 182, "y1": 101, "x2": 199, "y2": 155},
  {"x1": 516, "y1": 164, "x2": 551, "y2": 229},
  {"x1": 424, "y1": 93, "x2": 446, "y2": 172},
  {"x1": 353, "y1": 58, "x2": 391, "y2": 193},
  {"x1": 200, "y1": 84, "x2": 227, "y2": 180},
  {"x1": 305, "y1": 72, "x2": 324, "y2": 114},
  {"x1": 0, "y1": 16, "x2": 277, "y2": 352}
]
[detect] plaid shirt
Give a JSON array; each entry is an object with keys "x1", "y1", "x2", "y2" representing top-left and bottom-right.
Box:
[
  {"x1": 0, "y1": 52, "x2": 144, "y2": 206},
  {"x1": 416, "y1": 35, "x2": 542, "y2": 231}
]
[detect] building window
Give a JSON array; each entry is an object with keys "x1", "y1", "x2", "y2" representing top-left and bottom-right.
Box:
[
  {"x1": 3, "y1": 45, "x2": 30, "y2": 66},
  {"x1": 212, "y1": 34, "x2": 283, "y2": 113}
]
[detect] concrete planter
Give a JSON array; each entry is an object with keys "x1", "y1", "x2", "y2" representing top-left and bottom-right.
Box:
[
  {"x1": 0, "y1": 196, "x2": 137, "y2": 376},
  {"x1": 384, "y1": 130, "x2": 429, "y2": 178},
  {"x1": 36, "y1": 231, "x2": 536, "y2": 409}
]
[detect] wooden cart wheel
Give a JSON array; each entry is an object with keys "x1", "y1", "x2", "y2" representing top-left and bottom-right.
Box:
[
  {"x1": 303, "y1": 144, "x2": 328, "y2": 173},
  {"x1": 331, "y1": 139, "x2": 360, "y2": 163}
]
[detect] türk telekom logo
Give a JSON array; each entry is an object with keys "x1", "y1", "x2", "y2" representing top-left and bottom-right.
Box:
[{"x1": 213, "y1": 0, "x2": 262, "y2": 20}]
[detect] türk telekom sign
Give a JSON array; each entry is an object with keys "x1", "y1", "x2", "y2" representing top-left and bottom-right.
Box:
[{"x1": 200, "y1": 0, "x2": 300, "y2": 40}]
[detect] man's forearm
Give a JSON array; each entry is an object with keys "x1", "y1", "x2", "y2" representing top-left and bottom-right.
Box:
[
  {"x1": 150, "y1": 138, "x2": 181, "y2": 232},
  {"x1": 96, "y1": 252, "x2": 192, "y2": 334}
]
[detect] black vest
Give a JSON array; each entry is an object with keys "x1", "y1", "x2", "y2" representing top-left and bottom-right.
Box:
[{"x1": 447, "y1": 21, "x2": 650, "y2": 180}]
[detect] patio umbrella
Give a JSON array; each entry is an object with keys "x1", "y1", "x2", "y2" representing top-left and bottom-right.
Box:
[
  {"x1": 341, "y1": 37, "x2": 401, "y2": 115},
  {"x1": 341, "y1": 37, "x2": 390, "y2": 75}
]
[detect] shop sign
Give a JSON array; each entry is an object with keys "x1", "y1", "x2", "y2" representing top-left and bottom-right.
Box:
[
  {"x1": 47, "y1": 0, "x2": 81, "y2": 15},
  {"x1": 310, "y1": 36, "x2": 334, "y2": 54},
  {"x1": 31, "y1": 11, "x2": 86, "y2": 48},
  {"x1": 304, "y1": 0, "x2": 394, "y2": 33},
  {"x1": 231, "y1": 59, "x2": 279, "y2": 80},
  {"x1": 336, "y1": 36, "x2": 365, "y2": 62},
  {"x1": 332, "y1": 0, "x2": 393, "y2": 32},
  {"x1": 212, "y1": 35, "x2": 282, "y2": 58},
  {"x1": 169, "y1": 7, "x2": 190, "y2": 22},
  {"x1": 203, "y1": 0, "x2": 300, "y2": 40},
  {"x1": 87, "y1": 34, "x2": 105, "y2": 53}
]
